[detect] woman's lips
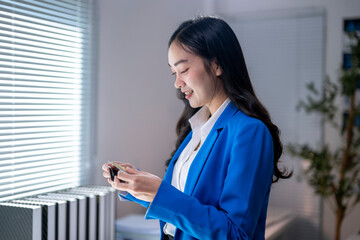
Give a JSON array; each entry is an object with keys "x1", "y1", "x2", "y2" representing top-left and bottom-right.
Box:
[{"x1": 184, "y1": 90, "x2": 193, "y2": 99}]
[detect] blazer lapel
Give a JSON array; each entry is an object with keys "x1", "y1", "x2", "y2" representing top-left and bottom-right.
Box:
[
  {"x1": 163, "y1": 131, "x2": 192, "y2": 183},
  {"x1": 183, "y1": 102, "x2": 239, "y2": 195},
  {"x1": 183, "y1": 129, "x2": 220, "y2": 195}
]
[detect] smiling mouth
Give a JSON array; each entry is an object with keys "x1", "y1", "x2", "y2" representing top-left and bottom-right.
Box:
[{"x1": 184, "y1": 90, "x2": 193, "y2": 96}]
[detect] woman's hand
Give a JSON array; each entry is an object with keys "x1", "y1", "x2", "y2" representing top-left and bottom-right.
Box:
[
  {"x1": 102, "y1": 161, "x2": 136, "y2": 179},
  {"x1": 102, "y1": 162, "x2": 162, "y2": 203}
]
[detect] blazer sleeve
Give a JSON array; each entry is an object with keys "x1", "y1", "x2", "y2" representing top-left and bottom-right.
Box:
[{"x1": 145, "y1": 119, "x2": 274, "y2": 239}]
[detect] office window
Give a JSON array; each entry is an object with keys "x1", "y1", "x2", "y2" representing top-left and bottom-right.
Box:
[{"x1": 0, "y1": 0, "x2": 95, "y2": 201}]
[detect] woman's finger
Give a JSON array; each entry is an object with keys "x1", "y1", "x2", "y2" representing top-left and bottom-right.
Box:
[
  {"x1": 113, "y1": 161, "x2": 136, "y2": 170},
  {"x1": 102, "y1": 163, "x2": 112, "y2": 172},
  {"x1": 107, "y1": 178, "x2": 113, "y2": 185},
  {"x1": 113, "y1": 175, "x2": 130, "y2": 191},
  {"x1": 117, "y1": 170, "x2": 134, "y2": 183},
  {"x1": 125, "y1": 167, "x2": 138, "y2": 174},
  {"x1": 108, "y1": 177, "x2": 118, "y2": 189},
  {"x1": 103, "y1": 171, "x2": 110, "y2": 178}
]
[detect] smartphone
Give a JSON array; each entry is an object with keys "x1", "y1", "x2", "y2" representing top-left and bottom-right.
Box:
[{"x1": 108, "y1": 161, "x2": 126, "y2": 182}]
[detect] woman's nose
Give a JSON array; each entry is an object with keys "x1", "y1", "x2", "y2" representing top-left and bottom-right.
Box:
[{"x1": 174, "y1": 75, "x2": 185, "y2": 89}]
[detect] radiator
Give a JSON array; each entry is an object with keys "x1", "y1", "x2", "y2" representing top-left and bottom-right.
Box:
[{"x1": 0, "y1": 185, "x2": 116, "y2": 240}]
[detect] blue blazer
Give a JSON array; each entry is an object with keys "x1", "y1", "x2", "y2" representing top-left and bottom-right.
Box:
[{"x1": 122, "y1": 102, "x2": 274, "y2": 240}]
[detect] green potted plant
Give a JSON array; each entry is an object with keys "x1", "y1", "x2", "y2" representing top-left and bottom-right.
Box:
[{"x1": 288, "y1": 32, "x2": 360, "y2": 240}]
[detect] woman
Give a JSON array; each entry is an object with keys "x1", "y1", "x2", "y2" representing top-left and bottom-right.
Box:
[{"x1": 102, "y1": 16, "x2": 291, "y2": 240}]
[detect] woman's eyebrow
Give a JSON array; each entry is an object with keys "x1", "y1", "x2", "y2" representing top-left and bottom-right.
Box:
[{"x1": 168, "y1": 59, "x2": 188, "y2": 67}]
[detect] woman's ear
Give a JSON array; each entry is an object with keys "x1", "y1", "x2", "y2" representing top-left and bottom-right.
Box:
[{"x1": 211, "y1": 60, "x2": 222, "y2": 77}]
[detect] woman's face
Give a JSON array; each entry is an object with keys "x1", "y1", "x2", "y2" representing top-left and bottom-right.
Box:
[{"x1": 168, "y1": 42, "x2": 227, "y2": 115}]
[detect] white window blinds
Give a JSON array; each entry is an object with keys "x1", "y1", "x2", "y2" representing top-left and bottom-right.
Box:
[{"x1": 0, "y1": 0, "x2": 95, "y2": 201}]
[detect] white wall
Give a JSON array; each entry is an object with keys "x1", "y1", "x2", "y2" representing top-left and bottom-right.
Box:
[
  {"x1": 96, "y1": 0, "x2": 360, "y2": 238},
  {"x1": 217, "y1": 0, "x2": 360, "y2": 150}
]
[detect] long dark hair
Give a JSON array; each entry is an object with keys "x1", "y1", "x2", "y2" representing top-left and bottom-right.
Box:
[{"x1": 166, "y1": 16, "x2": 291, "y2": 182}]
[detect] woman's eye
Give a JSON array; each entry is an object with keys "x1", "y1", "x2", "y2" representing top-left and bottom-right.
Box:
[
  {"x1": 171, "y1": 68, "x2": 188, "y2": 78},
  {"x1": 180, "y1": 68, "x2": 189, "y2": 74}
]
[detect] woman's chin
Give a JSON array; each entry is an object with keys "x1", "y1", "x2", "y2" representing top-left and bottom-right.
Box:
[{"x1": 188, "y1": 101, "x2": 202, "y2": 109}]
